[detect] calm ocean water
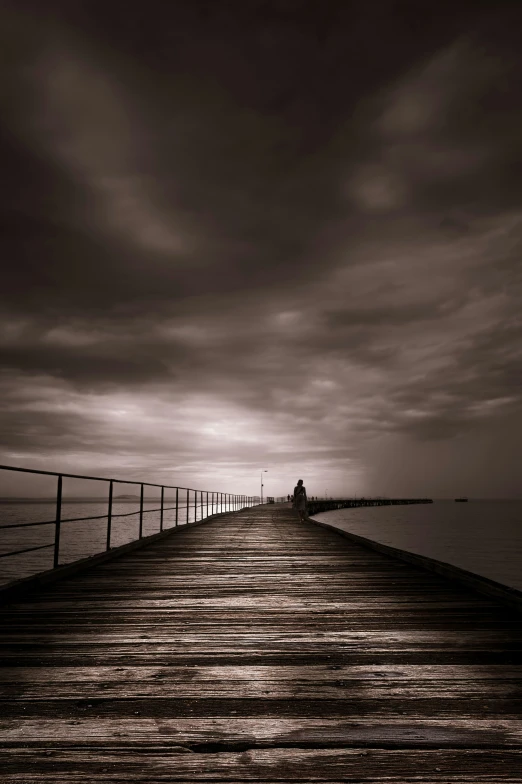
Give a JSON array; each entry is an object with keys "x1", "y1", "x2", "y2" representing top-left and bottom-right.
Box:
[
  {"x1": 0, "y1": 498, "x2": 234, "y2": 586},
  {"x1": 313, "y1": 500, "x2": 522, "y2": 592}
]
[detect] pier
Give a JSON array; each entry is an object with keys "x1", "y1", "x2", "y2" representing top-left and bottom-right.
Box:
[
  {"x1": 306, "y1": 497, "x2": 433, "y2": 515},
  {"x1": 1, "y1": 502, "x2": 522, "y2": 782}
]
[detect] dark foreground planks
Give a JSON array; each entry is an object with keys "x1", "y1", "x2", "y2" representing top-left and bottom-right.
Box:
[{"x1": 1, "y1": 505, "x2": 522, "y2": 782}]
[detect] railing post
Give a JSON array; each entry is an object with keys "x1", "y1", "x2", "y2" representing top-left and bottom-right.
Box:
[
  {"x1": 106, "y1": 479, "x2": 113, "y2": 551},
  {"x1": 186, "y1": 489, "x2": 189, "y2": 524},
  {"x1": 206, "y1": 491, "x2": 209, "y2": 518},
  {"x1": 175, "y1": 487, "x2": 179, "y2": 527},
  {"x1": 53, "y1": 474, "x2": 62, "y2": 569},
  {"x1": 160, "y1": 486, "x2": 164, "y2": 532},
  {"x1": 194, "y1": 490, "x2": 197, "y2": 523},
  {"x1": 139, "y1": 483, "x2": 144, "y2": 538}
]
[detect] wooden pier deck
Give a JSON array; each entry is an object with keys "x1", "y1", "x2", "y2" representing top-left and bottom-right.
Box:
[{"x1": 1, "y1": 504, "x2": 522, "y2": 782}]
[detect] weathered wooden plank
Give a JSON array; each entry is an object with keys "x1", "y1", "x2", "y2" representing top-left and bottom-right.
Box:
[
  {"x1": 5, "y1": 607, "x2": 506, "y2": 623},
  {"x1": 2, "y1": 599, "x2": 503, "y2": 611},
  {"x1": 3, "y1": 664, "x2": 520, "y2": 682},
  {"x1": 3, "y1": 696, "x2": 522, "y2": 719},
  {"x1": 1, "y1": 747, "x2": 522, "y2": 781},
  {"x1": 3, "y1": 717, "x2": 522, "y2": 748},
  {"x1": 4, "y1": 620, "x2": 517, "y2": 633},
  {"x1": 3, "y1": 681, "x2": 521, "y2": 699},
  {"x1": 3, "y1": 650, "x2": 520, "y2": 667},
  {"x1": 3, "y1": 629, "x2": 521, "y2": 642}
]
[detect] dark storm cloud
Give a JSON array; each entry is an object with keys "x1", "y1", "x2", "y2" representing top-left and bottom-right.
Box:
[
  {"x1": 0, "y1": 0, "x2": 506, "y2": 317},
  {"x1": 1, "y1": 0, "x2": 521, "y2": 495}
]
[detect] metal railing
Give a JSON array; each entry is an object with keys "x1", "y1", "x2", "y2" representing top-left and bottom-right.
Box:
[{"x1": 0, "y1": 464, "x2": 260, "y2": 576}]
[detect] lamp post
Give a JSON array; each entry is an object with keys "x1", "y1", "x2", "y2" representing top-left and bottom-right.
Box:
[{"x1": 261, "y1": 470, "x2": 268, "y2": 504}]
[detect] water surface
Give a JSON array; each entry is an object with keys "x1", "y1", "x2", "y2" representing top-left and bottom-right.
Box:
[{"x1": 312, "y1": 500, "x2": 522, "y2": 591}]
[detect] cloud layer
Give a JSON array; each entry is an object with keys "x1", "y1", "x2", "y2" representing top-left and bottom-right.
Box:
[{"x1": 1, "y1": 1, "x2": 521, "y2": 497}]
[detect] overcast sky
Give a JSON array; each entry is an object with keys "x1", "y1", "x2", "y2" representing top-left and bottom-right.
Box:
[{"x1": 1, "y1": 0, "x2": 521, "y2": 499}]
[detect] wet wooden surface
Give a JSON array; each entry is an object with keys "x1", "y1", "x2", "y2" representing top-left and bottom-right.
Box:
[{"x1": 1, "y1": 504, "x2": 522, "y2": 782}]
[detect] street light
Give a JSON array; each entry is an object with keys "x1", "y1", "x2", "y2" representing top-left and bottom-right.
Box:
[{"x1": 261, "y1": 470, "x2": 268, "y2": 504}]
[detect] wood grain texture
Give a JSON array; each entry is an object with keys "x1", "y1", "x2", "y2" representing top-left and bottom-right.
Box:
[{"x1": 1, "y1": 504, "x2": 522, "y2": 782}]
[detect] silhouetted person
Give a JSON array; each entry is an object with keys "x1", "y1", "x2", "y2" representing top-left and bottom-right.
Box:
[
  {"x1": 287, "y1": 494, "x2": 290, "y2": 502},
  {"x1": 293, "y1": 478, "x2": 307, "y2": 522}
]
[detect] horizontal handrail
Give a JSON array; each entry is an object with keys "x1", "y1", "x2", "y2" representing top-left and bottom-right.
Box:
[
  {"x1": 0, "y1": 543, "x2": 55, "y2": 559},
  {"x1": 1, "y1": 519, "x2": 56, "y2": 529},
  {"x1": 1, "y1": 463, "x2": 261, "y2": 582},
  {"x1": 2, "y1": 503, "x2": 194, "y2": 530}
]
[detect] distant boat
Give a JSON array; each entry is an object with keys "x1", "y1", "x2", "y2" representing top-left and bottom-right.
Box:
[{"x1": 454, "y1": 497, "x2": 468, "y2": 502}]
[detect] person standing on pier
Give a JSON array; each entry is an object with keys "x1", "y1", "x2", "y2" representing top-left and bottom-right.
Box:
[{"x1": 293, "y1": 479, "x2": 307, "y2": 522}]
